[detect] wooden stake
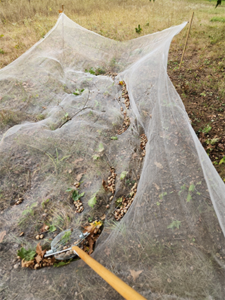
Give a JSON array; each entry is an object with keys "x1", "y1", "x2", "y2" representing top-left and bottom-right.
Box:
[
  {"x1": 59, "y1": 5, "x2": 64, "y2": 13},
  {"x1": 179, "y1": 12, "x2": 194, "y2": 70}
]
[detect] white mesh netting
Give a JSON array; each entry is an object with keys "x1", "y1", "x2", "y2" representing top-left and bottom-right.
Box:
[{"x1": 0, "y1": 13, "x2": 225, "y2": 300}]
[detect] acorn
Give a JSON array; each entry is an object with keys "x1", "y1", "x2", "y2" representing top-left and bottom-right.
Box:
[{"x1": 34, "y1": 264, "x2": 39, "y2": 270}]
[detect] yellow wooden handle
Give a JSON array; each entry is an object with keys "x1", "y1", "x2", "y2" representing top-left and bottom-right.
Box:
[{"x1": 72, "y1": 246, "x2": 146, "y2": 300}]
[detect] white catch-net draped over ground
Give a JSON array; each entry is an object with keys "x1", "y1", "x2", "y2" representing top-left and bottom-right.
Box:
[{"x1": 1, "y1": 13, "x2": 225, "y2": 300}]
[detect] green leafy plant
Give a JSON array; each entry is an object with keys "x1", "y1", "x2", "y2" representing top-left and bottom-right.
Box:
[
  {"x1": 98, "y1": 142, "x2": 104, "y2": 153},
  {"x1": 202, "y1": 124, "x2": 212, "y2": 134},
  {"x1": 116, "y1": 197, "x2": 123, "y2": 206},
  {"x1": 49, "y1": 225, "x2": 57, "y2": 232},
  {"x1": 186, "y1": 193, "x2": 192, "y2": 202},
  {"x1": 135, "y1": 24, "x2": 142, "y2": 34},
  {"x1": 95, "y1": 68, "x2": 105, "y2": 75},
  {"x1": 73, "y1": 89, "x2": 84, "y2": 96},
  {"x1": 120, "y1": 171, "x2": 128, "y2": 180},
  {"x1": 72, "y1": 190, "x2": 85, "y2": 201},
  {"x1": 206, "y1": 137, "x2": 220, "y2": 145},
  {"x1": 88, "y1": 193, "x2": 97, "y2": 208},
  {"x1": 189, "y1": 183, "x2": 195, "y2": 192},
  {"x1": 0, "y1": 49, "x2": 4, "y2": 54},
  {"x1": 17, "y1": 247, "x2": 36, "y2": 261},
  {"x1": 159, "y1": 192, "x2": 167, "y2": 200},
  {"x1": 219, "y1": 156, "x2": 225, "y2": 165},
  {"x1": 41, "y1": 198, "x2": 50, "y2": 208},
  {"x1": 167, "y1": 220, "x2": 181, "y2": 230},
  {"x1": 66, "y1": 188, "x2": 85, "y2": 202},
  {"x1": 54, "y1": 260, "x2": 72, "y2": 267},
  {"x1": 110, "y1": 136, "x2": 118, "y2": 140},
  {"x1": 181, "y1": 184, "x2": 186, "y2": 190},
  {"x1": 178, "y1": 184, "x2": 187, "y2": 195},
  {"x1": 85, "y1": 67, "x2": 95, "y2": 75},
  {"x1": 92, "y1": 154, "x2": 100, "y2": 161}
]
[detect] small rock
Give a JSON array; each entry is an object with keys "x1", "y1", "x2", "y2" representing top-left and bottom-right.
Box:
[{"x1": 14, "y1": 263, "x2": 19, "y2": 269}]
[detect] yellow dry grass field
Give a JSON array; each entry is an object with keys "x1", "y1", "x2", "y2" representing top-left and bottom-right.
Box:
[
  {"x1": 0, "y1": 0, "x2": 222, "y2": 68},
  {"x1": 0, "y1": 0, "x2": 225, "y2": 179}
]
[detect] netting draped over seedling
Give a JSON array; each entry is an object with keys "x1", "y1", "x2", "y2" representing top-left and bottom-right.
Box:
[{"x1": 0, "y1": 13, "x2": 225, "y2": 300}]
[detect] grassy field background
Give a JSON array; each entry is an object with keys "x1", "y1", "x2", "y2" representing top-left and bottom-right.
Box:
[{"x1": 0, "y1": 0, "x2": 225, "y2": 179}]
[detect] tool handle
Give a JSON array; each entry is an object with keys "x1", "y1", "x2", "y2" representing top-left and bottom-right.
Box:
[{"x1": 72, "y1": 246, "x2": 146, "y2": 300}]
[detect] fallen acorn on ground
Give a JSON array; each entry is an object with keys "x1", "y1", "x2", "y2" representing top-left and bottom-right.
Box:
[
  {"x1": 74, "y1": 199, "x2": 84, "y2": 213},
  {"x1": 15, "y1": 198, "x2": 23, "y2": 205},
  {"x1": 102, "y1": 167, "x2": 117, "y2": 195},
  {"x1": 114, "y1": 182, "x2": 137, "y2": 221}
]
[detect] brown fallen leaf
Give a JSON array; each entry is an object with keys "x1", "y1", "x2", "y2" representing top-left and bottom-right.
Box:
[
  {"x1": 129, "y1": 270, "x2": 143, "y2": 282},
  {"x1": 84, "y1": 181, "x2": 92, "y2": 188},
  {"x1": 36, "y1": 243, "x2": 46, "y2": 258},
  {"x1": 104, "y1": 247, "x2": 110, "y2": 256},
  {"x1": 153, "y1": 183, "x2": 160, "y2": 191},
  {"x1": 132, "y1": 153, "x2": 138, "y2": 159},
  {"x1": 87, "y1": 236, "x2": 94, "y2": 255},
  {"x1": 101, "y1": 214, "x2": 106, "y2": 221},
  {"x1": 40, "y1": 223, "x2": 47, "y2": 233},
  {"x1": 22, "y1": 259, "x2": 35, "y2": 269},
  {"x1": 154, "y1": 162, "x2": 163, "y2": 169},
  {"x1": 35, "y1": 254, "x2": 42, "y2": 264},
  {"x1": 76, "y1": 173, "x2": 83, "y2": 182},
  {"x1": 0, "y1": 231, "x2": 6, "y2": 243},
  {"x1": 73, "y1": 158, "x2": 84, "y2": 164},
  {"x1": 102, "y1": 179, "x2": 108, "y2": 191}
]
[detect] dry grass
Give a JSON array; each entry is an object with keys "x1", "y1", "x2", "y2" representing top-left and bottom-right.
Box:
[
  {"x1": 0, "y1": 0, "x2": 195, "y2": 68},
  {"x1": 0, "y1": 0, "x2": 224, "y2": 69}
]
